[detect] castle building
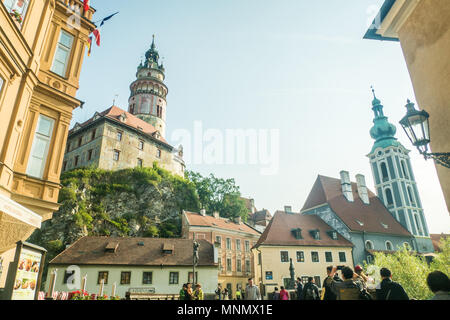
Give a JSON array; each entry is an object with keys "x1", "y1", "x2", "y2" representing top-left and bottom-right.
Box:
[
  {"x1": 0, "y1": 0, "x2": 95, "y2": 290},
  {"x1": 367, "y1": 92, "x2": 434, "y2": 253},
  {"x1": 63, "y1": 38, "x2": 185, "y2": 176}
]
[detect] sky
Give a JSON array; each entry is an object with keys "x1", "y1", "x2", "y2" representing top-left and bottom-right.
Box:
[{"x1": 75, "y1": 0, "x2": 449, "y2": 233}]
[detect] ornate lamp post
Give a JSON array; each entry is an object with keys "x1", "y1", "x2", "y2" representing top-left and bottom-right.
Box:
[
  {"x1": 289, "y1": 258, "x2": 296, "y2": 290},
  {"x1": 193, "y1": 235, "x2": 200, "y2": 286},
  {"x1": 399, "y1": 100, "x2": 450, "y2": 168}
]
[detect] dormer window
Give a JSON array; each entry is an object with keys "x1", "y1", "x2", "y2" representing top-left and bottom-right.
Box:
[
  {"x1": 327, "y1": 230, "x2": 338, "y2": 240},
  {"x1": 119, "y1": 113, "x2": 127, "y2": 122},
  {"x1": 105, "y1": 242, "x2": 119, "y2": 253},
  {"x1": 162, "y1": 243, "x2": 174, "y2": 255},
  {"x1": 291, "y1": 228, "x2": 303, "y2": 240},
  {"x1": 310, "y1": 230, "x2": 320, "y2": 240}
]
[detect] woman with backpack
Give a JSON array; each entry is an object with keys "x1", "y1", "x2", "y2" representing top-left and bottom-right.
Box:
[{"x1": 302, "y1": 277, "x2": 320, "y2": 300}]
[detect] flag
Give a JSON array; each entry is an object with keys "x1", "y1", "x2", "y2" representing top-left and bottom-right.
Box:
[
  {"x1": 87, "y1": 36, "x2": 92, "y2": 56},
  {"x1": 83, "y1": 0, "x2": 90, "y2": 12},
  {"x1": 92, "y1": 29, "x2": 100, "y2": 46},
  {"x1": 99, "y1": 12, "x2": 119, "y2": 27}
]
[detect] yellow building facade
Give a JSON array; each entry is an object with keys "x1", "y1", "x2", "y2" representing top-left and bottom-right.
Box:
[
  {"x1": 0, "y1": 0, "x2": 95, "y2": 286},
  {"x1": 364, "y1": 0, "x2": 450, "y2": 212}
]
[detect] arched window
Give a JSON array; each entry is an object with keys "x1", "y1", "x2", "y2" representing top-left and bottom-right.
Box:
[
  {"x1": 380, "y1": 162, "x2": 389, "y2": 182},
  {"x1": 365, "y1": 240, "x2": 374, "y2": 251},
  {"x1": 407, "y1": 187, "x2": 415, "y2": 205},
  {"x1": 414, "y1": 213, "x2": 423, "y2": 236},
  {"x1": 401, "y1": 160, "x2": 409, "y2": 179},
  {"x1": 385, "y1": 188, "x2": 394, "y2": 207},
  {"x1": 385, "y1": 241, "x2": 393, "y2": 251}
]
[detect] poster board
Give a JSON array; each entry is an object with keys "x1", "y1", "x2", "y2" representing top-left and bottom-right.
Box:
[{"x1": 4, "y1": 241, "x2": 46, "y2": 300}]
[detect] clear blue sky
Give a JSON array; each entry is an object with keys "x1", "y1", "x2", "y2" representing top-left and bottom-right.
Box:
[{"x1": 76, "y1": 0, "x2": 449, "y2": 233}]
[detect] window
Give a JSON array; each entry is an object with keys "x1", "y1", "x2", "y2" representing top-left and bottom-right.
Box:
[
  {"x1": 296, "y1": 251, "x2": 304, "y2": 262},
  {"x1": 97, "y1": 271, "x2": 109, "y2": 284},
  {"x1": 258, "y1": 252, "x2": 261, "y2": 265},
  {"x1": 169, "y1": 272, "x2": 179, "y2": 285},
  {"x1": 137, "y1": 158, "x2": 143, "y2": 168},
  {"x1": 414, "y1": 213, "x2": 423, "y2": 235},
  {"x1": 401, "y1": 160, "x2": 409, "y2": 179},
  {"x1": 143, "y1": 272, "x2": 152, "y2": 284},
  {"x1": 280, "y1": 251, "x2": 289, "y2": 263},
  {"x1": 385, "y1": 188, "x2": 394, "y2": 207},
  {"x1": 366, "y1": 255, "x2": 373, "y2": 264},
  {"x1": 156, "y1": 149, "x2": 162, "y2": 158},
  {"x1": 63, "y1": 270, "x2": 75, "y2": 284},
  {"x1": 91, "y1": 129, "x2": 96, "y2": 141},
  {"x1": 292, "y1": 228, "x2": 302, "y2": 239},
  {"x1": 236, "y1": 239, "x2": 241, "y2": 251},
  {"x1": 74, "y1": 155, "x2": 79, "y2": 167},
  {"x1": 117, "y1": 131, "x2": 123, "y2": 141},
  {"x1": 120, "y1": 272, "x2": 131, "y2": 285},
  {"x1": 245, "y1": 240, "x2": 250, "y2": 252},
  {"x1": 63, "y1": 161, "x2": 67, "y2": 172},
  {"x1": 325, "y1": 252, "x2": 333, "y2": 263},
  {"x1": 339, "y1": 252, "x2": 347, "y2": 262},
  {"x1": 66, "y1": 142, "x2": 71, "y2": 153},
  {"x1": 245, "y1": 260, "x2": 251, "y2": 273},
  {"x1": 3, "y1": 0, "x2": 30, "y2": 27},
  {"x1": 380, "y1": 162, "x2": 389, "y2": 182},
  {"x1": 301, "y1": 276, "x2": 309, "y2": 285},
  {"x1": 215, "y1": 236, "x2": 222, "y2": 246},
  {"x1": 26, "y1": 115, "x2": 55, "y2": 179},
  {"x1": 78, "y1": 137, "x2": 82, "y2": 147},
  {"x1": 408, "y1": 187, "x2": 415, "y2": 205},
  {"x1": 0, "y1": 76, "x2": 4, "y2": 95},
  {"x1": 87, "y1": 149, "x2": 93, "y2": 161},
  {"x1": 226, "y1": 258, "x2": 232, "y2": 271},
  {"x1": 237, "y1": 259, "x2": 242, "y2": 272},
  {"x1": 385, "y1": 241, "x2": 393, "y2": 251},
  {"x1": 138, "y1": 140, "x2": 144, "y2": 150},
  {"x1": 51, "y1": 30, "x2": 74, "y2": 77},
  {"x1": 226, "y1": 238, "x2": 232, "y2": 250},
  {"x1": 365, "y1": 240, "x2": 374, "y2": 251},
  {"x1": 113, "y1": 150, "x2": 120, "y2": 161},
  {"x1": 311, "y1": 252, "x2": 319, "y2": 263}
]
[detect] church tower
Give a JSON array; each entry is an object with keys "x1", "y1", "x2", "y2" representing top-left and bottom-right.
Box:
[
  {"x1": 367, "y1": 90, "x2": 434, "y2": 253},
  {"x1": 128, "y1": 36, "x2": 168, "y2": 138}
]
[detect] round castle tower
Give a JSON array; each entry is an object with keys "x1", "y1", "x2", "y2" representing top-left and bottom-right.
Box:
[{"x1": 128, "y1": 35, "x2": 168, "y2": 138}]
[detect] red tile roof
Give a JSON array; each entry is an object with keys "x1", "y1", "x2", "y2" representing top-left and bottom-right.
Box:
[
  {"x1": 184, "y1": 211, "x2": 261, "y2": 235},
  {"x1": 301, "y1": 175, "x2": 412, "y2": 236},
  {"x1": 50, "y1": 237, "x2": 216, "y2": 266},
  {"x1": 430, "y1": 234, "x2": 449, "y2": 252},
  {"x1": 255, "y1": 211, "x2": 354, "y2": 247},
  {"x1": 69, "y1": 106, "x2": 169, "y2": 145}
]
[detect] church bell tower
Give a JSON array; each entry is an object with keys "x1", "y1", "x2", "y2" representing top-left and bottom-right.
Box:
[
  {"x1": 367, "y1": 89, "x2": 434, "y2": 253},
  {"x1": 128, "y1": 35, "x2": 168, "y2": 138}
]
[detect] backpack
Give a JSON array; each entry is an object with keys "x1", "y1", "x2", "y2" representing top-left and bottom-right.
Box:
[
  {"x1": 305, "y1": 285, "x2": 317, "y2": 300},
  {"x1": 359, "y1": 288, "x2": 373, "y2": 300}
]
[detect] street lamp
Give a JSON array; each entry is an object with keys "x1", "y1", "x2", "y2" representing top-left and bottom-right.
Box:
[{"x1": 399, "y1": 99, "x2": 450, "y2": 168}]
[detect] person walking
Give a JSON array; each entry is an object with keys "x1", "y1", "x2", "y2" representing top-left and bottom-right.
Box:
[
  {"x1": 426, "y1": 271, "x2": 450, "y2": 300},
  {"x1": 193, "y1": 284, "x2": 204, "y2": 300},
  {"x1": 322, "y1": 266, "x2": 342, "y2": 300},
  {"x1": 376, "y1": 268, "x2": 409, "y2": 300},
  {"x1": 295, "y1": 278, "x2": 303, "y2": 300},
  {"x1": 245, "y1": 278, "x2": 262, "y2": 300},
  {"x1": 279, "y1": 286, "x2": 290, "y2": 300},
  {"x1": 302, "y1": 277, "x2": 320, "y2": 300},
  {"x1": 328, "y1": 266, "x2": 365, "y2": 300},
  {"x1": 272, "y1": 287, "x2": 280, "y2": 300},
  {"x1": 215, "y1": 284, "x2": 222, "y2": 300},
  {"x1": 179, "y1": 284, "x2": 187, "y2": 300}
]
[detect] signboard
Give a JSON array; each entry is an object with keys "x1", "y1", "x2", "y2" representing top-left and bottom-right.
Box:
[
  {"x1": 4, "y1": 242, "x2": 46, "y2": 300},
  {"x1": 265, "y1": 271, "x2": 273, "y2": 280},
  {"x1": 128, "y1": 287, "x2": 156, "y2": 294}
]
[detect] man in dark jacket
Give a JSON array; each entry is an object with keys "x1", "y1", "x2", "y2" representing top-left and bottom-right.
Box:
[
  {"x1": 295, "y1": 278, "x2": 303, "y2": 300},
  {"x1": 302, "y1": 277, "x2": 320, "y2": 300},
  {"x1": 322, "y1": 266, "x2": 342, "y2": 300},
  {"x1": 329, "y1": 266, "x2": 364, "y2": 300},
  {"x1": 376, "y1": 268, "x2": 409, "y2": 300}
]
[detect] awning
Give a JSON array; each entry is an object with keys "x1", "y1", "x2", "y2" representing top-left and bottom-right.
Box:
[{"x1": 0, "y1": 193, "x2": 42, "y2": 228}]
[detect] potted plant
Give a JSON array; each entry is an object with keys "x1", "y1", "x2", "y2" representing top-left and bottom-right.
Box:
[{"x1": 10, "y1": 9, "x2": 23, "y2": 24}]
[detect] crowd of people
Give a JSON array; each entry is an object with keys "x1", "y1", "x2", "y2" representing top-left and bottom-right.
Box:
[
  {"x1": 270, "y1": 265, "x2": 450, "y2": 301},
  {"x1": 178, "y1": 266, "x2": 449, "y2": 301}
]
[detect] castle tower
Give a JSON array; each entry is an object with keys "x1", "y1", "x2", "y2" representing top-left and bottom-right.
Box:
[
  {"x1": 367, "y1": 90, "x2": 434, "y2": 253},
  {"x1": 128, "y1": 35, "x2": 168, "y2": 138}
]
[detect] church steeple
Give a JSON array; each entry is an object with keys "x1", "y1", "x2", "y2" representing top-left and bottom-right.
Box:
[
  {"x1": 366, "y1": 90, "x2": 434, "y2": 254},
  {"x1": 128, "y1": 35, "x2": 168, "y2": 138},
  {"x1": 369, "y1": 88, "x2": 400, "y2": 153}
]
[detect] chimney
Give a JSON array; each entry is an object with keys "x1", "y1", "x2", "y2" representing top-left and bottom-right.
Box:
[
  {"x1": 235, "y1": 216, "x2": 242, "y2": 224},
  {"x1": 200, "y1": 209, "x2": 206, "y2": 216},
  {"x1": 340, "y1": 170, "x2": 354, "y2": 202},
  {"x1": 356, "y1": 174, "x2": 370, "y2": 205},
  {"x1": 284, "y1": 206, "x2": 293, "y2": 213},
  {"x1": 213, "y1": 211, "x2": 220, "y2": 219}
]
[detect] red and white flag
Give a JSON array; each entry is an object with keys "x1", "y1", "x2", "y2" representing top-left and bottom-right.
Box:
[
  {"x1": 92, "y1": 29, "x2": 100, "y2": 46},
  {"x1": 83, "y1": 0, "x2": 90, "y2": 12}
]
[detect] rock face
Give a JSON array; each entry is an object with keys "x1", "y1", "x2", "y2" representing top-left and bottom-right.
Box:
[{"x1": 28, "y1": 164, "x2": 200, "y2": 253}]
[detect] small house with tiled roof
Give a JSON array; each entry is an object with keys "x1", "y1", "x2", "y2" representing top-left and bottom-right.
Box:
[
  {"x1": 181, "y1": 210, "x2": 261, "y2": 299},
  {"x1": 62, "y1": 105, "x2": 185, "y2": 176},
  {"x1": 253, "y1": 210, "x2": 354, "y2": 298},
  {"x1": 47, "y1": 236, "x2": 218, "y2": 298},
  {"x1": 301, "y1": 171, "x2": 415, "y2": 266}
]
